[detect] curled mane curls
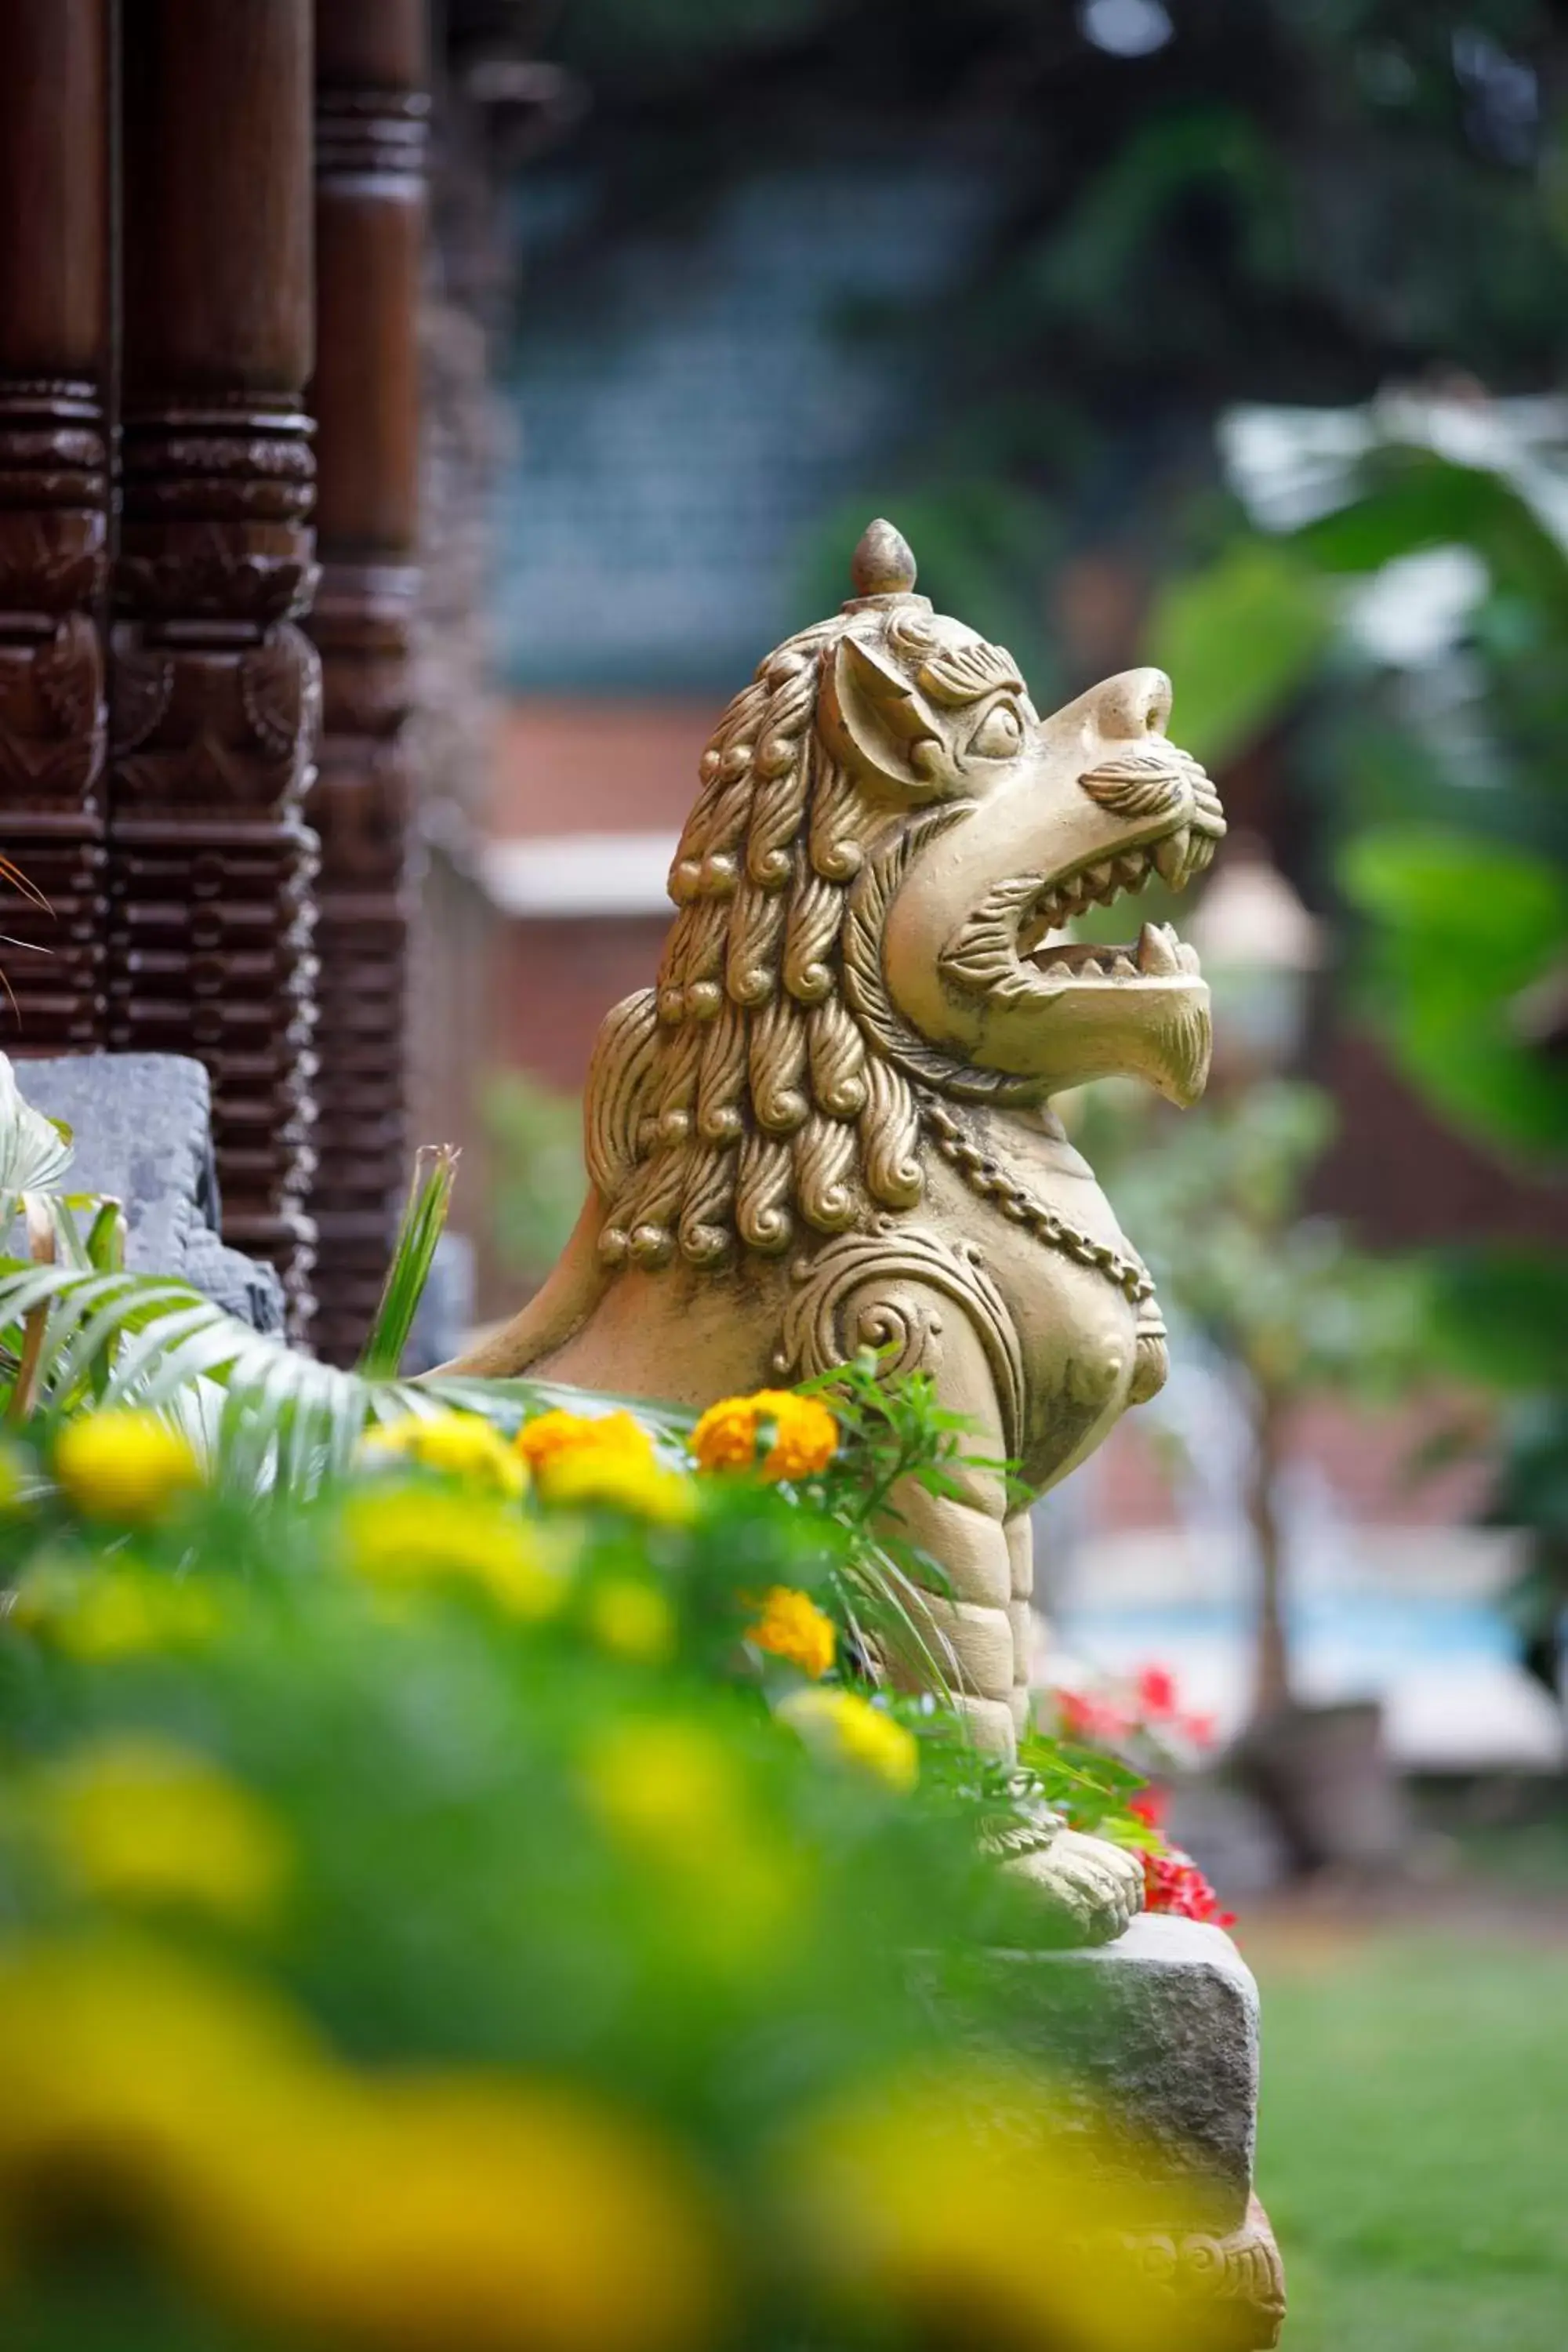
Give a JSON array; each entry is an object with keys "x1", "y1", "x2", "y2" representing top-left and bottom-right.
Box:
[{"x1": 596, "y1": 615, "x2": 927, "y2": 1272}]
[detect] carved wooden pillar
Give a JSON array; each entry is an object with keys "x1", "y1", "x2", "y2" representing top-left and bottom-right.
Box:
[
  {"x1": 307, "y1": 0, "x2": 429, "y2": 1363},
  {"x1": 0, "y1": 0, "x2": 111, "y2": 1051},
  {"x1": 112, "y1": 0, "x2": 320, "y2": 1322}
]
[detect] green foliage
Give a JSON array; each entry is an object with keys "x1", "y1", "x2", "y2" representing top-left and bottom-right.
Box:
[
  {"x1": 1140, "y1": 437, "x2": 1568, "y2": 1672},
  {"x1": 0, "y1": 1055, "x2": 73, "y2": 1201},
  {"x1": 483, "y1": 1069, "x2": 586, "y2": 1289},
  {"x1": 533, "y1": 0, "x2": 1568, "y2": 609},
  {"x1": 1301, "y1": 447, "x2": 1568, "y2": 622},
  {"x1": 0, "y1": 1380, "x2": 1170, "y2": 2351},
  {"x1": 0, "y1": 1261, "x2": 437, "y2": 1490},
  {"x1": 1017, "y1": 1735, "x2": 1153, "y2": 1850},
  {"x1": 796, "y1": 1350, "x2": 1005, "y2": 1686},
  {"x1": 1083, "y1": 1079, "x2": 1432, "y2": 1399},
  {"x1": 1145, "y1": 535, "x2": 1332, "y2": 771},
  {"x1": 1426, "y1": 1245, "x2": 1568, "y2": 1395},
  {"x1": 358, "y1": 1145, "x2": 462, "y2": 1377},
  {"x1": 1340, "y1": 825, "x2": 1568, "y2": 1155}
]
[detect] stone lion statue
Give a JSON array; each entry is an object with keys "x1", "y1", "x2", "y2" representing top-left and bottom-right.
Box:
[{"x1": 453, "y1": 520, "x2": 1225, "y2": 1940}]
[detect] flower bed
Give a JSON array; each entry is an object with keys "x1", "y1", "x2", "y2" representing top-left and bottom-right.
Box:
[{"x1": 0, "y1": 1039, "x2": 1245, "y2": 2352}]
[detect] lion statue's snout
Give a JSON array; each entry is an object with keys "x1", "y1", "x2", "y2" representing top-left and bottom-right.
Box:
[{"x1": 1077, "y1": 665, "x2": 1174, "y2": 746}]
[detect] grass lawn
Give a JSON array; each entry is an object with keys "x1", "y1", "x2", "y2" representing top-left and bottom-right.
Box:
[{"x1": 1252, "y1": 1926, "x2": 1568, "y2": 2351}]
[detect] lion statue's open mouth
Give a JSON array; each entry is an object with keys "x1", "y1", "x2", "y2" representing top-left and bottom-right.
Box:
[{"x1": 919, "y1": 737, "x2": 1225, "y2": 1108}]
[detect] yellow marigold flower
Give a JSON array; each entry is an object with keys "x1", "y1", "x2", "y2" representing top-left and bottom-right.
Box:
[
  {"x1": 11, "y1": 1565, "x2": 222, "y2": 1661},
  {"x1": 585, "y1": 1720, "x2": 732, "y2": 1855},
  {"x1": 53, "y1": 1408, "x2": 203, "y2": 1526},
  {"x1": 584, "y1": 1719, "x2": 796, "y2": 1964},
  {"x1": 212, "y1": 2074, "x2": 725, "y2": 2352},
  {"x1": 341, "y1": 1488, "x2": 565, "y2": 1619},
  {"x1": 358, "y1": 1410, "x2": 527, "y2": 1497},
  {"x1": 748, "y1": 1586, "x2": 836, "y2": 1680},
  {"x1": 784, "y1": 2061, "x2": 1146, "y2": 2350},
  {"x1": 0, "y1": 1940, "x2": 723, "y2": 2352},
  {"x1": 589, "y1": 1577, "x2": 677, "y2": 1665},
  {"x1": 515, "y1": 1410, "x2": 694, "y2": 1519},
  {"x1": 0, "y1": 1935, "x2": 329, "y2": 2205},
  {"x1": 543, "y1": 1447, "x2": 696, "y2": 1526},
  {"x1": 38, "y1": 1735, "x2": 290, "y2": 1926},
  {"x1": 689, "y1": 1388, "x2": 837, "y2": 1482},
  {"x1": 779, "y1": 1689, "x2": 918, "y2": 1794}
]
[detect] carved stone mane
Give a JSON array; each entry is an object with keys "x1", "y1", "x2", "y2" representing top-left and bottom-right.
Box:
[{"x1": 587, "y1": 613, "x2": 1031, "y2": 1276}]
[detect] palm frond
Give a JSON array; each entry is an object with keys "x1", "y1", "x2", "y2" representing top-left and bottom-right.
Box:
[
  {"x1": 0, "y1": 1054, "x2": 73, "y2": 1200},
  {"x1": 0, "y1": 1261, "x2": 434, "y2": 1492},
  {"x1": 423, "y1": 1373, "x2": 695, "y2": 1444}
]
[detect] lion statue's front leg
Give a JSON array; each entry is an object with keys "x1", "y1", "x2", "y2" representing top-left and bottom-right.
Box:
[{"x1": 818, "y1": 1269, "x2": 1144, "y2": 1949}]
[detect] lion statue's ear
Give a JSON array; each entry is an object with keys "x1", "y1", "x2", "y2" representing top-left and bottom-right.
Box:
[{"x1": 822, "y1": 632, "x2": 954, "y2": 798}]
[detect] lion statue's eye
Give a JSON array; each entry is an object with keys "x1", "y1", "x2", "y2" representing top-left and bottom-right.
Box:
[{"x1": 968, "y1": 702, "x2": 1024, "y2": 760}]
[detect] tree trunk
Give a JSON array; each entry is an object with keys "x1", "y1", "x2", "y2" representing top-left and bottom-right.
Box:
[{"x1": 1247, "y1": 1375, "x2": 1292, "y2": 1722}]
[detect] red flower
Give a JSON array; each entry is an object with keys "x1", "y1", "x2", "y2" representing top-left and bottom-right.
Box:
[
  {"x1": 1142, "y1": 1847, "x2": 1236, "y2": 1930},
  {"x1": 1128, "y1": 1787, "x2": 1169, "y2": 1831},
  {"x1": 1179, "y1": 1711, "x2": 1218, "y2": 1751},
  {"x1": 1135, "y1": 1665, "x2": 1178, "y2": 1716},
  {"x1": 1056, "y1": 1689, "x2": 1132, "y2": 1745}
]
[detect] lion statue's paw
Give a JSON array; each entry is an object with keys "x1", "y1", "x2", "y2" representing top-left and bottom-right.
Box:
[{"x1": 1004, "y1": 1828, "x2": 1145, "y2": 1947}]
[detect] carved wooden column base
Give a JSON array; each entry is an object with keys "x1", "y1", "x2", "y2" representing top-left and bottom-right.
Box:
[
  {"x1": 111, "y1": 0, "x2": 321, "y2": 1328},
  {"x1": 307, "y1": 8, "x2": 429, "y2": 1364},
  {"x1": 0, "y1": 380, "x2": 108, "y2": 1049},
  {"x1": 109, "y1": 399, "x2": 321, "y2": 1312}
]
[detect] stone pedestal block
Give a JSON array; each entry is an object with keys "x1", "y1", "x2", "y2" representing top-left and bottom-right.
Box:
[
  {"x1": 990, "y1": 1915, "x2": 1284, "y2": 2350},
  {"x1": 17, "y1": 1053, "x2": 285, "y2": 1333}
]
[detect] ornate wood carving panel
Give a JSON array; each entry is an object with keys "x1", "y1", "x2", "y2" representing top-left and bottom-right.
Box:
[
  {"x1": 0, "y1": 0, "x2": 111, "y2": 1053},
  {"x1": 307, "y1": 0, "x2": 429, "y2": 1363},
  {"x1": 111, "y1": 0, "x2": 321, "y2": 1323}
]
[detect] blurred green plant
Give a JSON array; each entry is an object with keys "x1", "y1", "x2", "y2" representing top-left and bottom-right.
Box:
[
  {"x1": 1150, "y1": 434, "x2": 1568, "y2": 1693},
  {"x1": 527, "y1": 1, "x2": 1568, "y2": 672},
  {"x1": 483, "y1": 1069, "x2": 586, "y2": 1292},
  {"x1": 1081, "y1": 1079, "x2": 1431, "y2": 1721},
  {"x1": 0, "y1": 1053, "x2": 464, "y2": 1484},
  {"x1": 358, "y1": 1143, "x2": 462, "y2": 1378},
  {"x1": 0, "y1": 1370, "x2": 1210, "y2": 2351}
]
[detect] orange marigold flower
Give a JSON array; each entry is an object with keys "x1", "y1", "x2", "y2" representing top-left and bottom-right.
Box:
[
  {"x1": 686, "y1": 1399, "x2": 757, "y2": 1475},
  {"x1": 515, "y1": 1409, "x2": 656, "y2": 1476},
  {"x1": 690, "y1": 1390, "x2": 837, "y2": 1483},
  {"x1": 748, "y1": 1587, "x2": 836, "y2": 1680},
  {"x1": 760, "y1": 1393, "x2": 838, "y2": 1481}
]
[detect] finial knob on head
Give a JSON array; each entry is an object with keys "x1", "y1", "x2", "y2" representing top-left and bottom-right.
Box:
[{"x1": 851, "y1": 517, "x2": 918, "y2": 599}]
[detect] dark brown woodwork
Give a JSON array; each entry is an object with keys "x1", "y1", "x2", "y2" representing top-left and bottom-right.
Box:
[
  {"x1": 308, "y1": 0, "x2": 430, "y2": 1363},
  {"x1": 0, "y1": 0, "x2": 111, "y2": 1052},
  {"x1": 111, "y1": 0, "x2": 321, "y2": 1322}
]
